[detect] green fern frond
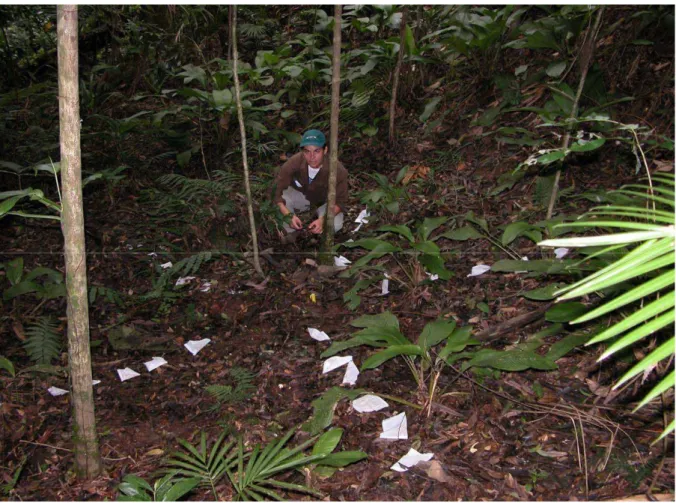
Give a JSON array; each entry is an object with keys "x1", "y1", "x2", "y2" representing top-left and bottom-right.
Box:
[
  {"x1": 89, "y1": 286, "x2": 125, "y2": 307},
  {"x1": 206, "y1": 367, "x2": 256, "y2": 404},
  {"x1": 24, "y1": 317, "x2": 62, "y2": 365},
  {"x1": 239, "y1": 23, "x2": 267, "y2": 39},
  {"x1": 173, "y1": 251, "x2": 212, "y2": 277}
]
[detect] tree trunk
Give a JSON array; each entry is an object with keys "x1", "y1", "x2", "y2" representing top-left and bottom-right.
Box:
[
  {"x1": 320, "y1": 4, "x2": 342, "y2": 263},
  {"x1": 227, "y1": 6, "x2": 234, "y2": 61},
  {"x1": 57, "y1": 4, "x2": 102, "y2": 480},
  {"x1": 546, "y1": 7, "x2": 604, "y2": 220},
  {"x1": 232, "y1": 6, "x2": 264, "y2": 277},
  {"x1": 389, "y1": 6, "x2": 407, "y2": 146}
]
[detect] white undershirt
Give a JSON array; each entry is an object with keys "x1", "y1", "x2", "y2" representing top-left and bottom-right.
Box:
[{"x1": 307, "y1": 166, "x2": 321, "y2": 183}]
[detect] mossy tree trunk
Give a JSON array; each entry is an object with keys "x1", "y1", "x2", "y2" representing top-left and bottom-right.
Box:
[
  {"x1": 320, "y1": 4, "x2": 342, "y2": 263},
  {"x1": 57, "y1": 4, "x2": 102, "y2": 479}
]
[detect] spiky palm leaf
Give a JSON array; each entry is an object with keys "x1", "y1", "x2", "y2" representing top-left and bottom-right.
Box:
[{"x1": 539, "y1": 173, "x2": 675, "y2": 441}]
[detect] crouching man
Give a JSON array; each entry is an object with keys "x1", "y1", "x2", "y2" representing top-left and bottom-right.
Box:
[{"x1": 273, "y1": 129, "x2": 348, "y2": 238}]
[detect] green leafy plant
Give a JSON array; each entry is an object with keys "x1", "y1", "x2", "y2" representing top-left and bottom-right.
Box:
[
  {"x1": 322, "y1": 312, "x2": 477, "y2": 398},
  {"x1": 206, "y1": 367, "x2": 256, "y2": 405},
  {"x1": 163, "y1": 426, "x2": 366, "y2": 501},
  {"x1": 118, "y1": 474, "x2": 200, "y2": 502},
  {"x1": 539, "y1": 173, "x2": 675, "y2": 441},
  {"x1": 0, "y1": 356, "x2": 15, "y2": 377},
  {"x1": 359, "y1": 170, "x2": 409, "y2": 214},
  {"x1": 377, "y1": 216, "x2": 454, "y2": 280},
  {"x1": 24, "y1": 317, "x2": 62, "y2": 365},
  {"x1": 1, "y1": 258, "x2": 66, "y2": 302}
]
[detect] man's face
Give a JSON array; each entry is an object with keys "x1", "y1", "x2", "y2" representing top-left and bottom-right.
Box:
[{"x1": 302, "y1": 146, "x2": 327, "y2": 168}]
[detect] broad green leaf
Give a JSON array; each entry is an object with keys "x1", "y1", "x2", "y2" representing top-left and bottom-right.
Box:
[
  {"x1": 419, "y1": 217, "x2": 448, "y2": 241},
  {"x1": 569, "y1": 137, "x2": 606, "y2": 152},
  {"x1": 303, "y1": 387, "x2": 364, "y2": 435},
  {"x1": 312, "y1": 428, "x2": 343, "y2": 457},
  {"x1": 522, "y1": 283, "x2": 566, "y2": 300},
  {"x1": 177, "y1": 150, "x2": 192, "y2": 168},
  {"x1": 465, "y1": 211, "x2": 489, "y2": 232},
  {"x1": 24, "y1": 266, "x2": 63, "y2": 284},
  {"x1": 316, "y1": 451, "x2": 367, "y2": 467},
  {"x1": 501, "y1": 221, "x2": 531, "y2": 246},
  {"x1": 0, "y1": 195, "x2": 23, "y2": 217},
  {"x1": 417, "y1": 319, "x2": 456, "y2": 351},
  {"x1": 378, "y1": 224, "x2": 414, "y2": 243},
  {"x1": 546, "y1": 61, "x2": 566, "y2": 78},
  {"x1": 3, "y1": 280, "x2": 42, "y2": 301},
  {"x1": 545, "y1": 302, "x2": 588, "y2": 322},
  {"x1": 0, "y1": 356, "x2": 15, "y2": 377},
  {"x1": 404, "y1": 25, "x2": 416, "y2": 54},
  {"x1": 418, "y1": 254, "x2": 452, "y2": 279},
  {"x1": 545, "y1": 331, "x2": 594, "y2": 361},
  {"x1": 412, "y1": 240, "x2": 440, "y2": 256},
  {"x1": 350, "y1": 311, "x2": 399, "y2": 330},
  {"x1": 361, "y1": 345, "x2": 424, "y2": 370},
  {"x1": 437, "y1": 225, "x2": 483, "y2": 241},
  {"x1": 161, "y1": 478, "x2": 200, "y2": 501},
  {"x1": 419, "y1": 97, "x2": 442, "y2": 122},
  {"x1": 461, "y1": 349, "x2": 558, "y2": 372},
  {"x1": 212, "y1": 88, "x2": 233, "y2": 106},
  {"x1": 7, "y1": 257, "x2": 23, "y2": 285},
  {"x1": 537, "y1": 150, "x2": 567, "y2": 165},
  {"x1": 341, "y1": 239, "x2": 399, "y2": 252}
]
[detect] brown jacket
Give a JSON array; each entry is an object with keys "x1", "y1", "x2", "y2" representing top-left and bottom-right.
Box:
[{"x1": 273, "y1": 152, "x2": 349, "y2": 211}]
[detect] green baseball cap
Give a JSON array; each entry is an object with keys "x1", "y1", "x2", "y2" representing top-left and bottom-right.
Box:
[{"x1": 299, "y1": 129, "x2": 326, "y2": 148}]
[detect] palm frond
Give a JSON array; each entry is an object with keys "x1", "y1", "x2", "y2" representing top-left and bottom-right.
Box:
[{"x1": 539, "y1": 173, "x2": 674, "y2": 440}]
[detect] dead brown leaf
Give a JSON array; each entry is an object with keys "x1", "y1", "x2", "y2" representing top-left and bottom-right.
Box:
[{"x1": 420, "y1": 460, "x2": 453, "y2": 483}]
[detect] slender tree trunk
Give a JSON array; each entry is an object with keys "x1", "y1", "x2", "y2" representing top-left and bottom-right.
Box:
[
  {"x1": 389, "y1": 6, "x2": 407, "y2": 146},
  {"x1": 227, "y1": 6, "x2": 234, "y2": 61},
  {"x1": 232, "y1": 6, "x2": 263, "y2": 277},
  {"x1": 321, "y1": 4, "x2": 342, "y2": 263},
  {"x1": 546, "y1": 7, "x2": 604, "y2": 220},
  {"x1": 57, "y1": 4, "x2": 102, "y2": 480}
]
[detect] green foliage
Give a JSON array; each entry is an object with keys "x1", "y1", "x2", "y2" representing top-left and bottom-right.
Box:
[
  {"x1": 303, "y1": 387, "x2": 364, "y2": 435},
  {"x1": 162, "y1": 426, "x2": 366, "y2": 501},
  {"x1": 24, "y1": 317, "x2": 61, "y2": 365},
  {"x1": 1, "y1": 259, "x2": 65, "y2": 302},
  {"x1": 375, "y1": 216, "x2": 454, "y2": 280},
  {"x1": 143, "y1": 252, "x2": 213, "y2": 301},
  {"x1": 0, "y1": 356, "x2": 16, "y2": 377},
  {"x1": 539, "y1": 173, "x2": 675, "y2": 440},
  {"x1": 206, "y1": 367, "x2": 256, "y2": 405},
  {"x1": 118, "y1": 474, "x2": 200, "y2": 502},
  {"x1": 322, "y1": 312, "x2": 477, "y2": 390},
  {"x1": 89, "y1": 286, "x2": 125, "y2": 307},
  {"x1": 359, "y1": 171, "x2": 408, "y2": 214}
]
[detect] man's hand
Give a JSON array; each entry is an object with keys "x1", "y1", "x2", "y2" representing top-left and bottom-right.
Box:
[
  {"x1": 308, "y1": 216, "x2": 324, "y2": 234},
  {"x1": 290, "y1": 214, "x2": 303, "y2": 230}
]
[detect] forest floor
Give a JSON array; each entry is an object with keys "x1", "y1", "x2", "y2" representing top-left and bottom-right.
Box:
[{"x1": 1, "y1": 116, "x2": 674, "y2": 501}]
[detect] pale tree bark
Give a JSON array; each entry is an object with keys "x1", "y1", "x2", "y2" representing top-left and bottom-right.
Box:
[
  {"x1": 546, "y1": 7, "x2": 604, "y2": 220},
  {"x1": 388, "y1": 6, "x2": 407, "y2": 146},
  {"x1": 232, "y1": 6, "x2": 264, "y2": 277},
  {"x1": 57, "y1": 4, "x2": 102, "y2": 479},
  {"x1": 227, "y1": 6, "x2": 234, "y2": 61},
  {"x1": 321, "y1": 4, "x2": 342, "y2": 263}
]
